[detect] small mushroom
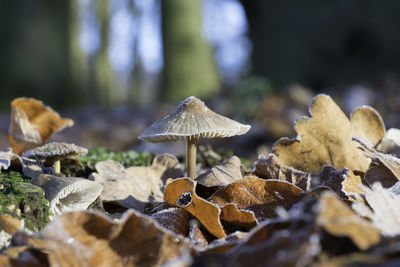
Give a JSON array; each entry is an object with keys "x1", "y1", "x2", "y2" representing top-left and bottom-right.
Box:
[
  {"x1": 22, "y1": 142, "x2": 88, "y2": 175},
  {"x1": 138, "y1": 96, "x2": 250, "y2": 178},
  {"x1": 31, "y1": 174, "x2": 103, "y2": 218}
]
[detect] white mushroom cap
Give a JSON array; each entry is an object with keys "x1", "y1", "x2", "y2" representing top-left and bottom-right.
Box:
[
  {"x1": 22, "y1": 142, "x2": 88, "y2": 159},
  {"x1": 32, "y1": 174, "x2": 103, "y2": 218},
  {"x1": 138, "y1": 96, "x2": 251, "y2": 142}
]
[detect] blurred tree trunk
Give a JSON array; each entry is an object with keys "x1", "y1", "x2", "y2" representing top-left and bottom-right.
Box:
[
  {"x1": 95, "y1": 0, "x2": 116, "y2": 107},
  {"x1": 161, "y1": 0, "x2": 220, "y2": 102}
]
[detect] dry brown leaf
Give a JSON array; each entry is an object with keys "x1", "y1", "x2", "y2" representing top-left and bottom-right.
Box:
[
  {"x1": 209, "y1": 176, "x2": 304, "y2": 220},
  {"x1": 341, "y1": 170, "x2": 364, "y2": 198},
  {"x1": 189, "y1": 220, "x2": 209, "y2": 247},
  {"x1": 254, "y1": 153, "x2": 311, "y2": 190},
  {"x1": 9, "y1": 98, "x2": 74, "y2": 155},
  {"x1": 317, "y1": 191, "x2": 380, "y2": 250},
  {"x1": 354, "y1": 137, "x2": 400, "y2": 187},
  {"x1": 0, "y1": 149, "x2": 21, "y2": 173},
  {"x1": 152, "y1": 207, "x2": 190, "y2": 236},
  {"x1": 41, "y1": 210, "x2": 191, "y2": 267},
  {"x1": 196, "y1": 156, "x2": 242, "y2": 186},
  {"x1": 224, "y1": 217, "x2": 317, "y2": 267},
  {"x1": 352, "y1": 182, "x2": 400, "y2": 236},
  {"x1": 273, "y1": 94, "x2": 385, "y2": 174},
  {"x1": 90, "y1": 154, "x2": 184, "y2": 211},
  {"x1": 164, "y1": 178, "x2": 226, "y2": 238},
  {"x1": 219, "y1": 203, "x2": 257, "y2": 231},
  {"x1": 377, "y1": 128, "x2": 400, "y2": 157}
]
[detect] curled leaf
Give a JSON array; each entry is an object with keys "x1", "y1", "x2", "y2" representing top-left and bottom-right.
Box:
[
  {"x1": 352, "y1": 182, "x2": 400, "y2": 237},
  {"x1": 0, "y1": 149, "x2": 21, "y2": 173},
  {"x1": 354, "y1": 137, "x2": 400, "y2": 187},
  {"x1": 9, "y1": 98, "x2": 74, "y2": 155},
  {"x1": 164, "y1": 178, "x2": 226, "y2": 238},
  {"x1": 273, "y1": 94, "x2": 384, "y2": 173},
  {"x1": 90, "y1": 154, "x2": 184, "y2": 211},
  {"x1": 196, "y1": 156, "x2": 242, "y2": 187},
  {"x1": 254, "y1": 153, "x2": 311, "y2": 190},
  {"x1": 209, "y1": 176, "x2": 304, "y2": 220},
  {"x1": 41, "y1": 210, "x2": 191, "y2": 266},
  {"x1": 317, "y1": 191, "x2": 380, "y2": 250}
]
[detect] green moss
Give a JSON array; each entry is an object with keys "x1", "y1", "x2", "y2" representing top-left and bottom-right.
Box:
[
  {"x1": 0, "y1": 171, "x2": 50, "y2": 231},
  {"x1": 78, "y1": 147, "x2": 154, "y2": 169}
]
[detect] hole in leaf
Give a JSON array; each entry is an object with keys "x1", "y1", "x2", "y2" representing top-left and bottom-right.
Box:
[{"x1": 177, "y1": 192, "x2": 192, "y2": 208}]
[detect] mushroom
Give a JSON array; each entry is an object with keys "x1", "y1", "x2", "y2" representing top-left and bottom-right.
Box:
[
  {"x1": 138, "y1": 96, "x2": 250, "y2": 178},
  {"x1": 23, "y1": 142, "x2": 88, "y2": 175},
  {"x1": 31, "y1": 174, "x2": 103, "y2": 218}
]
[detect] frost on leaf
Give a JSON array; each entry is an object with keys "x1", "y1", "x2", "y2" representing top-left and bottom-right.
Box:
[
  {"x1": 164, "y1": 178, "x2": 226, "y2": 238},
  {"x1": 90, "y1": 154, "x2": 184, "y2": 211},
  {"x1": 209, "y1": 176, "x2": 304, "y2": 221},
  {"x1": 254, "y1": 153, "x2": 311, "y2": 190},
  {"x1": 273, "y1": 94, "x2": 385, "y2": 174},
  {"x1": 354, "y1": 137, "x2": 400, "y2": 187},
  {"x1": 41, "y1": 210, "x2": 191, "y2": 267},
  {"x1": 9, "y1": 98, "x2": 74, "y2": 155},
  {"x1": 0, "y1": 149, "x2": 21, "y2": 173},
  {"x1": 196, "y1": 156, "x2": 243, "y2": 187},
  {"x1": 317, "y1": 191, "x2": 380, "y2": 250},
  {"x1": 352, "y1": 182, "x2": 400, "y2": 237}
]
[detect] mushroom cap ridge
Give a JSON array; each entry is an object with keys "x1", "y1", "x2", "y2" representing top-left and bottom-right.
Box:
[
  {"x1": 139, "y1": 96, "x2": 251, "y2": 143},
  {"x1": 23, "y1": 142, "x2": 88, "y2": 159}
]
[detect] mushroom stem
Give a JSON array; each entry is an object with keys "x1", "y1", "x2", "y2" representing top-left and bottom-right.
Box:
[
  {"x1": 186, "y1": 137, "x2": 198, "y2": 178},
  {"x1": 54, "y1": 160, "x2": 61, "y2": 174}
]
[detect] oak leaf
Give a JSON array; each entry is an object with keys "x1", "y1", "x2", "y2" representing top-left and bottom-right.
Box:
[{"x1": 273, "y1": 94, "x2": 385, "y2": 174}]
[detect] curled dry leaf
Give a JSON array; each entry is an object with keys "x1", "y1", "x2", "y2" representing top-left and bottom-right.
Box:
[
  {"x1": 354, "y1": 137, "x2": 400, "y2": 187},
  {"x1": 40, "y1": 210, "x2": 191, "y2": 267},
  {"x1": 317, "y1": 191, "x2": 380, "y2": 250},
  {"x1": 377, "y1": 128, "x2": 400, "y2": 157},
  {"x1": 164, "y1": 178, "x2": 226, "y2": 238},
  {"x1": 196, "y1": 156, "x2": 243, "y2": 187},
  {"x1": 219, "y1": 203, "x2": 257, "y2": 231},
  {"x1": 254, "y1": 153, "x2": 311, "y2": 190},
  {"x1": 0, "y1": 149, "x2": 21, "y2": 173},
  {"x1": 224, "y1": 218, "x2": 318, "y2": 267},
  {"x1": 9, "y1": 98, "x2": 74, "y2": 155},
  {"x1": 90, "y1": 154, "x2": 184, "y2": 211},
  {"x1": 152, "y1": 208, "x2": 190, "y2": 237},
  {"x1": 341, "y1": 170, "x2": 364, "y2": 198},
  {"x1": 209, "y1": 176, "x2": 304, "y2": 220},
  {"x1": 273, "y1": 94, "x2": 385, "y2": 174},
  {"x1": 32, "y1": 174, "x2": 103, "y2": 217},
  {"x1": 352, "y1": 182, "x2": 400, "y2": 237}
]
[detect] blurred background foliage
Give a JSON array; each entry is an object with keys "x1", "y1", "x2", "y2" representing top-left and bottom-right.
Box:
[{"x1": 1, "y1": 0, "x2": 400, "y2": 154}]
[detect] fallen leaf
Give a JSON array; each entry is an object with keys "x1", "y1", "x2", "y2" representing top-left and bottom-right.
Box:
[
  {"x1": 273, "y1": 94, "x2": 385, "y2": 174},
  {"x1": 354, "y1": 137, "x2": 400, "y2": 187},
  {"x1": 341, "y1": 170, "x2": 364, "y2": 198},
  {"x1": 352, "y1": 182, "x2": 400, "y2": 237},
  {"x1": 377, "y1": 128, "x2": 400, "y2": 157},
  {"x1": 152, "y1": 207, "x2": 190, "y2": 236},
  {"x1": 310, "y1": 165, "x2": 347, "y2": 198},
  {"x1": 317, "y1": 191, "x2": 380, "y2": 250},
  {"x1": 0, "y1": 149, "x2": 21, "y2": 173},
  {"x1": 209, "y1": 176, "x2": 304, "y2": 220},
  {"x1": 219, "y1": 203, "x2": 257, "y2": 231},
  {"x1": 254, "y1": 153, "x2": 311, "y2": 190},
  {"x1": 90, "y1": 154, "x2": 184, "y2": 211},
  {"x1": 41, "y1": 210, "x2": 191, "y2": 267},
  {"x1": 9, "y1": 97, "x2": 74, "y2": 155},
  {"x1": 224, "y1": 217, "x2": 318, "y2": 266},
  {"x1": 196, "y1": 156, "x2": 242, "y2": 186},
  {"x1": 164, "y1": 178, "x2": 226, "y2": 238}
]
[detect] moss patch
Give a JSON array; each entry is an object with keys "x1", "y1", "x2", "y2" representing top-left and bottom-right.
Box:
[
  {"x1": 78, "y1": 147, "x2": 154, "y2": 169},
  {"x1": 0, "y1": 171, "x2": 50, "y2": 231}
]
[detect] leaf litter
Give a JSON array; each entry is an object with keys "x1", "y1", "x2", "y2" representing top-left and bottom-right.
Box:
[{"x1": 3, "y1": 95, "x2": 400, "y2": 266}]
